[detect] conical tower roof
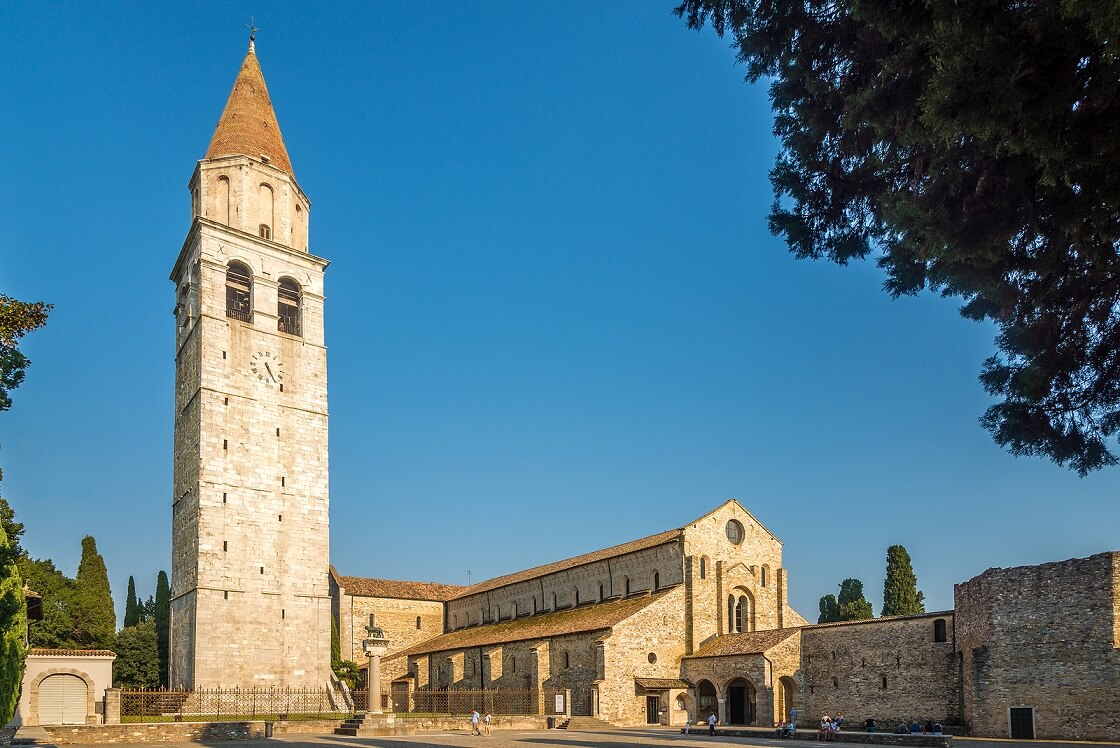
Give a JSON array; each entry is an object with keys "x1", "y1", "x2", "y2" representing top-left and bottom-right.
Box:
[{"x1": 206, "y1": 43, "x2": 294, "y2": 176}]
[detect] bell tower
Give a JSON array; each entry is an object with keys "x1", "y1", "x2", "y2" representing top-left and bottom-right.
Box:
[{"x1": 169, "y1": 37, "x2": 331, "y2": 688}]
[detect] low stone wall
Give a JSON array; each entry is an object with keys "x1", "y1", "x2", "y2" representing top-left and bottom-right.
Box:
[
  {"x1": 688, "y1": 727, "x2": 951, "y2": 748},
  {"x1": 40, "y1": 715, "x2": 550, "y2": 743}
]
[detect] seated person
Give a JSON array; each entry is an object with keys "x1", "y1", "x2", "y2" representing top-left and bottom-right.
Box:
[
  {"x1": 776, "y1": 721, "x2": 787, "y2": 738},
  {"x1": 910, "y1": 720, "x2": 922, "y2": 734},
  {"x1": 932, "y1": 722, "x2": 943, "y2": 736},
  {"x1": 785, "y1": 722, "x2": 797, "y2": 737},
  {"x1": 896, "y1": 723, "x2": 909, "y2": 734}
]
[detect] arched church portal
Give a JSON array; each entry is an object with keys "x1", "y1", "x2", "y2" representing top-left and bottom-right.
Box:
[
  {"x1": 697, "y1": 679, "x2": 717, "y2": 719},
  {"x1": 726, "y1": 678, "x2": 756, "y2": 725}
]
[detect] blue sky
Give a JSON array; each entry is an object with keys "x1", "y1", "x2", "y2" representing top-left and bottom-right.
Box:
[{"x1": 2, "y1": 1, "x2": 1116, "y2": 624}]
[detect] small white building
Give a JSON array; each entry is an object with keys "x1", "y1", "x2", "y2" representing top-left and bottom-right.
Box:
[{"x1": 14, "y1": 649, "x2": 116, "y2": 726}]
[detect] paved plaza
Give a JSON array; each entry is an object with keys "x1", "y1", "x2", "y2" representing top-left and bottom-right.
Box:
[{"x1": 60, "y1": 728, "x2": 1120, "y2": 748}]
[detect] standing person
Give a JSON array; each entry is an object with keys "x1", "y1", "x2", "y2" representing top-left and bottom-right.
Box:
[
  {"x1": 708, "y1": 712, "x2": 718, "y2": 735},
  {"x1": 790, "y1": 707, "x2": 798, "y2": 726},
  {"x1": 470, "y1": 709, "x2": 481, "y2": 735},
  {"x1": 835, "y1": 714, "x2": 845, "y2": 731},
  {"x1": 865, "y1": 717, "x2": 876, "y2": 734},
  {"x1": 483, "y1": 711, "x2": 492, "y2": 736}
]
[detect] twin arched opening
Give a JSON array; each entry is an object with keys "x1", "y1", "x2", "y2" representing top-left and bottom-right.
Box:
[{"x1": 224, "y1": 261, "x2": 303, "y2": 337}]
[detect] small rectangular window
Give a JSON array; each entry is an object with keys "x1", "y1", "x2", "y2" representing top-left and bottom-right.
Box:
[
  {"x1": 224, "y1": 397, "x2": 229, "y2": 405},
  {"x1": 260, "y1": 566, "x2": 265, "y2": 574},
  {"x1": 276, "y1": 428, "x2": 280, "y2": 437},
  {"x1": 222, "y1": 493, "x2": 227, "y2": 503},
  {"x1": 223, "y1": 541, "x2": 227, "y2": 552},
  {"x1": 281, "y1": 609, "x2": 285, "y2": 619},
  {"x1": 223, "y1": 439, "x2": 228, "y2": 450},
  {"x1": 278, "y1": 514, "x2": 282, "y2": 522},
  {"x1": 281, "y1": 476, "x2": 285, "y2": 487},
  {"x1": 279, "y1": 384, "x2": 284, "y2": 392},
  {"x1": 224, "y1": 591, "x2": 228, "y2": 600},
  {"x1": 222, "y1": 351, "x2": 227, "y2": 359}
]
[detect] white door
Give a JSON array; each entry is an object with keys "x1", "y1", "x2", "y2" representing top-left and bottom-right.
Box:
[{"x1": 38, "y1": 674, "x2": 86, "y2": 725}]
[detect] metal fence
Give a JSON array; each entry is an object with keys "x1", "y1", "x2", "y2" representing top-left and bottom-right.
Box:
[
  {"x1": 120, "y1": 687, "x2": 349, "y2": 723},
  {"x1": 121, "y1": 686, "x2": 567, "y2": 723}
]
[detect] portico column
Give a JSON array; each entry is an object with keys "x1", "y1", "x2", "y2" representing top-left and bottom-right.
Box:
[
  {"x1": 368, "y1": 651, "x2": 382, "y2": 714},
  {"x1": 717, "y1": 696, "x2": 728, "y2": 724}
]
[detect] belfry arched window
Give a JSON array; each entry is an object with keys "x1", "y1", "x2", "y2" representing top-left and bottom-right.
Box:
[
  {"x1": 728, "y1": 595, "x2": 736, "y2": 632},
  {"x1": 278, "y1": 277, "x2": 302, "y2": 336},
  {"x1": 259, "y1": 183, "x2": 274, "y2": 238},
  {"x1": 225, "y1": 262, "x2": 252, "y2": 322}
]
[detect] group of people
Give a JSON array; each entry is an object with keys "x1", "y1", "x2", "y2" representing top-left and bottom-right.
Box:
[
  {"x1": 816, "y1": 713, "x2": 845, "y2": 740},
  {"x1": 894, "y1": 719, "x2": 944, "y2": 736},
  {"x1": 468, "y1": 709, "x2": 493, "y2": 736}
]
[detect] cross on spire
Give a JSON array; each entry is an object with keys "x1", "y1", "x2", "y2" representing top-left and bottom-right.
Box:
[{"x1": 244, "y1": 17, "x2": 261, "y2": 51}]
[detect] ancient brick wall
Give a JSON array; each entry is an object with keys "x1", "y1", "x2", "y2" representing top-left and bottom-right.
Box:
[
  {"x1": 334, "y1": 590, "x2": 445, "y2": 664},
  {"x1": 954, "y1": 552, "x2": 1120, "y2": 740},
  {"x1": 798, "y1": 614, "x2": 956, "y2": 729}
]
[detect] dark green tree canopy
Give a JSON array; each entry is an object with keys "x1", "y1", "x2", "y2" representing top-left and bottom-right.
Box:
[
  {"x1": 837, "y1": 578, "x2": 874, "y2": 621},
  {"x1": 112, "y1": 620, "x2": 160, "y2": 689},
  {"x1": 124, "y1": 576, "x2": 140, "y2": 628},
  {"x1": 154, "y1": 570, "x2": 170, "y2": 687},
  {"x1": 0, "y1": 521, "x2": 25, "y2": 724},
  {"x1": 817, "y1": 593, "x2": 840, "y2": 623},
  {"x1": 676, "y1": 0, "x2": 1120, "y2": 474},
  {"x1": 882, "y1": 544, "x2": 926, "y2": 617},
  {"x1": 73, "y1": 536, "x2": 115, "y2": 650},
  {"x1": 0, "y1": 294, "x2": 51, "y2": 417},
  {"x1": 19, "y1": 557, "x2": 78, "y2": 650}
]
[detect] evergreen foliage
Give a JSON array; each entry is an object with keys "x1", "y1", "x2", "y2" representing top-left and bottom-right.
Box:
[
  {"x1": 0, "y1": 520, "x2": 26, "y2": 724},
  {"x1": 817, "y1": 593, "x2": 839, "y2": 623},
  {"x1": 140, "y1": 595, "x2": 155, "y2": 623},
  {"x1": 0, "y1": 294, "x2": 51, "y2": 426},
  {"x1": 112, "y1": 620, "x2": 160, "y2": 688},
  {"x1": 72, "y1": 536, "x2": 115, "y2": 649},
  {"x1": 331, "y1": 615, "x2": 341, "y2": 665},
  {"x1": 0, "y1": 499, "x2": 24, "y2": 559},
  {"x1": 837, "y1": 578, "x2": 874, "y2": 620},
  {"x1": 124, "y1": 576, "x2": 139, "y2": 628},
  {"x1": 882, "y1": 545, "x2": 926, "y2": 617},
  {"x1": 18, "y1": 557, "x2": 77, "y2": 649},
  {"x1": 154, "y1": 571, "x2": 170, "y2": 686},
  {"x1": 333, "y1": 659, "x2": 362, "y2": 691},
  {"x1": 675, "y1": 0, "x2": 1120, "y2": 474}
]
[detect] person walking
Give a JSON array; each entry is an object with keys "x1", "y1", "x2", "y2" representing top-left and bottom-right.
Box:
[
  {"x1": 470, "y1": 709, "x2": 481, "y2": 735},
  {"x1": 708, "y1": 712, "x2": 718, "y2": 735},
  {"x1": 483, "y1": 711, "x2": 492, "y2": 736}
]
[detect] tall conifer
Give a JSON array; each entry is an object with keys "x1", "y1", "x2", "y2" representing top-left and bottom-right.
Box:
[
  {"x1": 882, "y1": 545, "x2": 926, "y2": 617},
  {"x1": 0, "y1": 521, "x2": 26, "y2": 724},
  {"x1": 154, "y1": 570, "x2": 170, "y2": 686},
  {"x1": 837, "y1": 578, "x2": 874, "y2": 620},
  {"x1": 73, "y1": 536, "x2": 115, "y2": 649},
  {"x1": 817, "y1": 594, "x2": 839, "y2": 623},
  {"x1": 123, "y1": 575, "x2": 139, "y2": 627}
]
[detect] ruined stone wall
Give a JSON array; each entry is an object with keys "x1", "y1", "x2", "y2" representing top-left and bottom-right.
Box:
[
  {"x1": 954, "y1": 552, "x2": 1120, "y2": 740},
  {"x1": 799, "y1": 614, "x2": 956, "y2": 729}
]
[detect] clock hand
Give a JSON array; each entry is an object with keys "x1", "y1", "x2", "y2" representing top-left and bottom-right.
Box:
[{"x1": 264, "y1": 362, "x2": 277, "y2": 382}]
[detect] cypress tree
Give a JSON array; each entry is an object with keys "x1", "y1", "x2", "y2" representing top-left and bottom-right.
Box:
[
  {"x1": 331, "y1": 615, "x2": 341, "y2": 666},
  {"x1": 154, "y1": 570, "x2": 170, "y2": 686},
  {"x1": 112, "y1": 620, "x2": 160, "y2": 688},
  {"x1": 123, "y1": 575, "x2": 139, "y2": 628},
  {"x1": 817, "y1": 594, "x2": 839, "y2": 623},
  {"x1": 837, "y1": 578, "x2": 874, "y2": 621},
  {"x1": 0, "y1": 521, "x2": 26, "y2": 724},
  {"x1": 72, "y1": 536, "x2": 115, "y2": 649},
  {"x1": 882, "y1": 545, "x2": 926, "y2": 617}
]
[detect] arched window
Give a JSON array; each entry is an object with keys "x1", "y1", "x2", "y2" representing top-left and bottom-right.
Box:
[
  {"x1": 728, "y1": 595, "x2": 736, "y2": 632},
  {"x1": 734, "y1": 596, "x2": 746, "y2": 633},
  {"x1": 933, "y1": 618, "x2": 947, "y2": 643},
  {"x1": 225, "y1": 262, "x2": 252, "y2": 322},
  {"x1": 278, "y1": 277, "x2": 302, "y2": 336},
  {"x1": 552, "y1": 593, "x2": 557, "y2": 611},
  {"x1": 512, "y1": 601, "x2": 519, "y2": 618},
  {"x1": 259, "y1": 183, "x2": 274, "y2": 238},
  {"x1": 533, "y1": 597, "x2": 538, "y2": 613},
  {"x1": 699, "y1": 557, "x2": 707, "y2": 579},
  {"x1": 653, "y1": 571, "x2": 660, "y2": 592},
  {"x1": 416, "y1": 616, "x2": 422, "y2": 630},
  {"x1": 216, "y1": 175, "x2": 230, "y2": 225},
  {"x1": 562, "y1": 651, "x2": 570, "y2": 669},
  {"x1": 598, "y1": 583, "x2": 604, "y2": 602},
  {"x1": 761, "y1": 565, "x2": 769, "y2": 587},
  {"x1": 831, "y1": 677, "x2": 839, "y2": 687},
  {"x1": 574, "y1": 588, "x2": 580, "y2": 606},
  {"x1": 510, "y1": 656, "x2": 517, "y2": 673},
  {"x1": 495, "y1": 605, "x2": 500, "y2": 621},
  {"x1": 624, "y1": 577, "x2": 631, "y2": 596}
]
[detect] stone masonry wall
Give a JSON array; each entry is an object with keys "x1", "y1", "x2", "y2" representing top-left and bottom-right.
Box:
[
  {"x1": 335, "y1": 589, "x2": 445, "y2": 664},
  {"x1": 799, "y1": 614, "x2": 956, "y2": 729},
  {"x1": 954, "y1": 552, "x2": 1120, "y2": 741}
]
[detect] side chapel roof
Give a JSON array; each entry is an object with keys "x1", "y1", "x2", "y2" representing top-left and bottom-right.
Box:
[{"x1": 206, "y1": 43, "x2": 294, "y2": 177}]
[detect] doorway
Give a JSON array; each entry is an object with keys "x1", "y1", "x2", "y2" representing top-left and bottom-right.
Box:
[
  {"x1": 727, "y1": 678, "x2": 755, "y2": 725},
  {"x1": 1009, "y1": 707, "x2": 1035, "y2": 739},
  {"x1": 646, "y1": 694, "x2": 661, "y2": 724}
]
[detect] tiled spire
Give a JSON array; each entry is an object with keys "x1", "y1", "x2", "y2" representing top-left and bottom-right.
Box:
[{"x1": 205, "y1": 42, "x2": 294, "y2": 176}]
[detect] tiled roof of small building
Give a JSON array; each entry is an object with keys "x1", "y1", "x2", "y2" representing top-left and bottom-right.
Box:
[
  {"x1": 685, "y1": 628, "x2": 800, "y2": 657},
  {"x1": 388, "y1": 590, "x2": 671, "y2": 660},
  {"x1": 451, "y1": 528, "x2": 682, "y2": 599},
  {"x1": 206, "y1": 45, "x2": 294, "y2": 176},
  {"x1": 636, "y1": 677, "x2": 692, "y2": 689},
  {"x1": 332, "y1": 568, "x2": 465, "y2": 602},
  {"x1": 28, "y1": 648, "x2": 116, "y2": 657},
  {"x1": 804, "y1": 611, "x2": 953, "y2": 630}
]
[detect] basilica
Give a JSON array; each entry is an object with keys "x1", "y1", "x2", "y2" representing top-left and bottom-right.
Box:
[{"x1": 168, "y1": 40, "x2": 1120, "y2": 741}]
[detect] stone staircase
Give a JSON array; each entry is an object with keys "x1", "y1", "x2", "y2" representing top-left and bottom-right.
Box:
[
  {"x1": 557, "y1": 716, "x2": 617, "y2": 731},
  {"x1": 335, "y1": 713, "x2": 414, "y2": 737}
]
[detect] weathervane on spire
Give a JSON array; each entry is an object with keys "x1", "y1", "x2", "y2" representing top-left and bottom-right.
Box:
[{"x1": 244, "y1": 17, "x2": 261, "y2": 51}]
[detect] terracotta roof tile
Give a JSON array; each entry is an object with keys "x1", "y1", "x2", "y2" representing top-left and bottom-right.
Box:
[
  {"x1": 804, "y1": 611, "x2": 953, "y2": 630},
  {"x1": 388, "y1": 590, "x2": 671, "y2": 660},
  {"x1": 334, "y1": 573, "x2": 466, "y2": 602},
  {"x1": 685, "y1": 628, "x2": 800, "y2": 658},
  {"x1": 636, "y1": 678, "x2": 692, "y2": 689},
  {"x1": 453, "y1": 528, "x2": 682, "y2": 599},
  {"x1": 206, "y1": 46, "x2": 294, "y2": 176},
  {"x1": 28, "y1": 648, "x2": 116, "y2": 657}
]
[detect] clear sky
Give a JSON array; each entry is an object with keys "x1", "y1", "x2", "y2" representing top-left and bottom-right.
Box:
[{"x1": 2, "y1": 1, "x2": 1116, "y2": 625}]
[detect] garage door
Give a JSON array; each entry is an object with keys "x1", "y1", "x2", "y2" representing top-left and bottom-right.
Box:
[{"x1": 38, "y1": 674, "x2": 86, "y2": 725}]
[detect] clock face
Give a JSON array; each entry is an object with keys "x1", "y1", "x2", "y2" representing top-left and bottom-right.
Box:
[{"x1": 249, "y1": 350, "x2": 284, "y2": 386}]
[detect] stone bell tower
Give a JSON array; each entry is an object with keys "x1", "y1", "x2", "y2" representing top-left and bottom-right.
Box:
[{"x1": 169, "y1": 36, "x2": 331, "y2": 688}]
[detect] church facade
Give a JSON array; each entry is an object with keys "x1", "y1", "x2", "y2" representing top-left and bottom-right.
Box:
[{"x1": 169, "y1": 42, "x2": 1120, "y2": 740}]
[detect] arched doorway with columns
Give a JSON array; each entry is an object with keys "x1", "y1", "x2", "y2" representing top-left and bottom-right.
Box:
[
  {"x1": 725, "y1": 677, "x2": 756, "y2": 725},
  {"x1": 777, "y1": 675, "x2": 799, "y2": 724}
]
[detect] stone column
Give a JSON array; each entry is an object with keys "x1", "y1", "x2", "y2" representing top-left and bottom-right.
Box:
[
  {"x1": 717, "y1": 696, "x2": 728, "y2": 725},
  {"x1": 368, "y1": 652, "x2": 382, "y2": 714}
]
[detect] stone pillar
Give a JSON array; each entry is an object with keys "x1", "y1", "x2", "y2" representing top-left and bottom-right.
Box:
[
  {"x1": 103, "y1": 688, "x2": 121, "y2": 725},
  {"x1": 564, "y1": 689, "x2": 572, "y2": 717},
  {"x1": 368, "y1": 652, "x2": 382, "y2": 714},
  {"x1": 717, "y1": 696, "x2": 727, "y2": 725}
]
